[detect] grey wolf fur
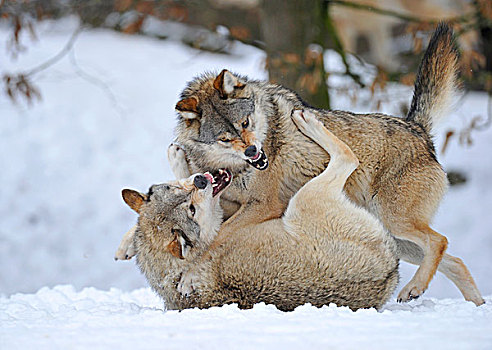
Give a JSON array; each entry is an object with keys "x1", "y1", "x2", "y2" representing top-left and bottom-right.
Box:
[
  {"x1": 170, "y1": 23, "x2": 484, "y2": 305},
  {"x1": 123, "y1": 110, "x2": 399, "y2": 311}
]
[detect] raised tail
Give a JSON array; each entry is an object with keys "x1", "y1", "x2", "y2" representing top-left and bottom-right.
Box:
[{"x1": 406, "y1": 22, "x2": 461, "y2": 134}]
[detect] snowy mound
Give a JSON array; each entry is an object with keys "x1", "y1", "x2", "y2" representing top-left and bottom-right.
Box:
[{"x1": 1, "y1": 286, "x2": 491, "y2": 349}]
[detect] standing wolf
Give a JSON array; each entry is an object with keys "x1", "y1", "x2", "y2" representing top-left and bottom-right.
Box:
[
  {"x1": 167, "y1": 23, "x2": 484, "y2": 305},
  {"x1": 123, "y1": 110, "x2": 399, "y2": 311}
]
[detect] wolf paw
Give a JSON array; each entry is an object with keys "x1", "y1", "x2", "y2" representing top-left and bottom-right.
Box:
[
  {"x1": 168, "y1": 143, "x2": 191, "y2": 179},
  {"x1": 177, "y1": 270, "x2": 200, "y2": 297},
  {"x1": 291, "y1": 109, "x2": 324, "y2": 140},
  {"x1": 397, "y1": 282, "x2": 426, "y2": 303},
  {"x1": 114, "y1": 225, "x2": 137, "y2": 260}
]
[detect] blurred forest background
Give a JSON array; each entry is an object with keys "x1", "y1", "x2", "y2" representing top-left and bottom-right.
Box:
[{"x1": 1, "y1": 0, "x2": 492, "y2": 173}]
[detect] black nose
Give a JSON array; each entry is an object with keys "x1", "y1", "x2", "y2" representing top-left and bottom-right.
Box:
[
  {"x1": 194, "y1": 175, "x2": 208, "y2": 189},
  {"x1": 244, "y1": 145, "x2": 257, "y2": 158}
]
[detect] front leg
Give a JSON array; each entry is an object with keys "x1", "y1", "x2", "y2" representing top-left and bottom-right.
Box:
[
  {"x1": 168, "y1": 143, "x2": 191, "y2": 179},
  {"x1": 177, "y1": 268, "x2": 202, "y2": 297},
  {"x1": 114, "y1": 225, "x2": 137, "y2": 260}
]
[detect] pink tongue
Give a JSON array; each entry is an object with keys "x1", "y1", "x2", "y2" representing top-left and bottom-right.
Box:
[
  {"x1": 204, "y1": 173, "x2": 214, "y2": 183},
  {"x1": 250, "y1": 152, "x2": 260, "y2": 161}
]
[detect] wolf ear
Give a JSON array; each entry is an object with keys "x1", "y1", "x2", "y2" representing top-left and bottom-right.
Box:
[
  {"x1": 167, "y1": 236, "x2": 184, "y2": 259},
  {"x1": 213, "y1": 69, "x2": 245, "y2": 98},
  {"x1": 176, "y1": 97, "x2": 200, "y2": 120},
  {"x1": 122, "y1": 189, "x2": 146, "y2": 213}
]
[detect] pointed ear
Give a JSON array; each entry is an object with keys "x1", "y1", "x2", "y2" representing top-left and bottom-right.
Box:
[
  {"x1": 213, "y1": 69, "x2": 245, "y2": 98},
  {"x1": 167, "y1": 236, "x2": 184, "y2": 259},
  {"x1": 176, "y1": 97, "x2": 200, "y2": 120},
  {"x1": 122, "y1": 189, "x2": 146, "y2": 213}
]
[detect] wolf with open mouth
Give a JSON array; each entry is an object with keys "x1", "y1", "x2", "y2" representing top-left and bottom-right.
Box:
[
  {"x1": 170, "y1": 24, "x2": 484, "y2": 306},
  {"x1": 124, "y1": 110, "x2": 399, "y2": 311}
]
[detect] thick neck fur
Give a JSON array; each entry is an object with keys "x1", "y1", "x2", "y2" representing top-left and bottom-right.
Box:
[
  {"x1": 135, "y1": 220, "x2": 219, "y2": 310},
  {"x1": 232, "y1": 82, "x2": 328, "y2": 204}
]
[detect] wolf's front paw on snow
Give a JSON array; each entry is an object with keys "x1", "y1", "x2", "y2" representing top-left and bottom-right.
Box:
[{"x1": 177, "y1": 270, "x2": 201, "y2": 297}]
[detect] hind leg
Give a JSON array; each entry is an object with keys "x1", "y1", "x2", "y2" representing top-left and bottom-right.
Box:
[
  {"x1": 398, "y1": 239, "x2": 484, "y2": 305},
  {"x1": 284, "y1": 110, "x2": 359, "y2": 223},
  {"x1": 438, "y1": 254, "x2": 484, "y2": 305},
  {"x1": 379, "y1": 163, "x2": 484, "y2": 305},
  {"x1": 290, "y1": 109, "x2": 359, "y2": 194},
  {"x1": 395, "y1": 223, "x2": 448, "y2": 302},
  {"x1": 395, "y1": 222, "x2": 484, "y2": 305}
]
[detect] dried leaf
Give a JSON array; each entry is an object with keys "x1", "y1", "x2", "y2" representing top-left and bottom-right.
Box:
[
  {"x1": 114, "y1": 0, "x2": 133, "y2": 12},
  {"x1": 122, "y1": 16, "x2": 145, "y2": 34},
  {"x1": 477, "y1": 0, "x2": 492, "y2": 20},
  {"x1": 135, "y1": 1, "x2": 155, "y2": 15},
  {"x1": 399, "y1": 73, "x2": 416, "y2": 86},
  {"x1": 413, "y1": 36, "x2": 423, "y2": 53},
  {"x1": 230, "y1": 26, "x2": 251, "y2": 41},
  {"x1": 283, "y1": 53, "x2": 300, "y2": 65},
  {"x1": 441, "y1": 130, "x2": 455, "y2": 154}
]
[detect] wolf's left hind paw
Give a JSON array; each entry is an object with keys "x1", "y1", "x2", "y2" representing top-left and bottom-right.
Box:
[
  {"x1": 291, "y1": 109, "x2": 324, "y2": 140},
  {"x1": 397, "y1": 283, "x2": 425, "y2": 303}
]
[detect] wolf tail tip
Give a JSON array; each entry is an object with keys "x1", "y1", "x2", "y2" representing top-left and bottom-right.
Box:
[{"x1": 406, "y1": 22, "x2": 461, "y2": 134}]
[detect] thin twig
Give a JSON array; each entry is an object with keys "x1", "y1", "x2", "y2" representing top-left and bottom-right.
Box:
[
  {"x1": 480, "y1": 93, "x2": 492, "y2": 130},
  {"x1": 326, "y1": 0, "x2": 474, "y2": 24},
  {"x1": 68, "y1": 49, "x2": 126, "y2": 118},
  {"x1": 24, "y1": 25, "x2": 84, "y2": 77}
]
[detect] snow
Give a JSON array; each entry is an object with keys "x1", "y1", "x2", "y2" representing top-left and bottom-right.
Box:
[
  {"x1": 1, "y1": 286, "x2": 491, "y2": 349},
  {"x1": 1, "y1": 18, "x2": 491, "y2": 348}
]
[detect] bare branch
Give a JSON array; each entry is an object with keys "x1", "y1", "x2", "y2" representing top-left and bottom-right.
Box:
[
  {"x1": 68, "y1": 49, "x2": 126, "y2": 117},
  {"x1": 326, "y1": 0, "x2": 475, "y2": 24},
  {"x1": 24, "y1": 25, "x2": 84, "y2": 77},
  {"x1": 324, "y1": 5, "x2": 365, "y2": 87}
]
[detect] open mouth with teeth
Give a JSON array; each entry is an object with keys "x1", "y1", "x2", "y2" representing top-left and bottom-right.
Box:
[
  {"x1": 245, "y1": 148, "x2": 268, "y2": 170},
  {"x1": 203, "y1": 169, "x2": 233, "y2": 197}
]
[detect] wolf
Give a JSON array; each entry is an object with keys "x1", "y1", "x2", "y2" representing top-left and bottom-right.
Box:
[
  {"x1": 164, "y1": 23, "x2": 484, "y2": 306},
  {"x1": 116, "y1": 23, "x2": 483, "y2": 305},
  {"x1": 123, "y1": 110, "x2": 399, "y2": 311}
]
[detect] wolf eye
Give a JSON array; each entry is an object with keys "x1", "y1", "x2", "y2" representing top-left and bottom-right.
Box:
[
  {"x1": 218, "y1": 136, "x2": 231, "y2": 143},
  {"x1": 189, "y1": 204, "x2": 196, "y2": 216},
  {"x1": 241, "y1": 118, "x2": 249, "y2": 129}
]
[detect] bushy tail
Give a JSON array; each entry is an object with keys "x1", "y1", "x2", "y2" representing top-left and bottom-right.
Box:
[{"x1": 406, "y1": 22, "x2": 461, "y2": 134}]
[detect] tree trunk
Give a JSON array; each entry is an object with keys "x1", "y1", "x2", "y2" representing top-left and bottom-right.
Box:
[{"x1": 259, "y1": 0, "x2": 330, "y2": 109}]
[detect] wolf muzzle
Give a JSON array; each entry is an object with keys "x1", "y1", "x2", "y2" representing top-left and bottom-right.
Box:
[{"x1": 245, "y1": 148, "x2": 268, "y2": 170}]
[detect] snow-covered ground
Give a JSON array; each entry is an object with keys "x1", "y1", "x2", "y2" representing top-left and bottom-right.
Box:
[
  {"x1": 2, "y1": 286, "x2": 491, "y2": 350},
  {"x1": 1, "y1": 18, "x2": 491, "y2": 349}
]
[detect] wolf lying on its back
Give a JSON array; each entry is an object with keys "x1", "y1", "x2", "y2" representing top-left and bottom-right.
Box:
[
  {"x1": 168, "y1": 23, "x2": 484, "y2": 305},
  {"x1": 124, "y1": 110, "x2": 399, "y2": 311}
]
